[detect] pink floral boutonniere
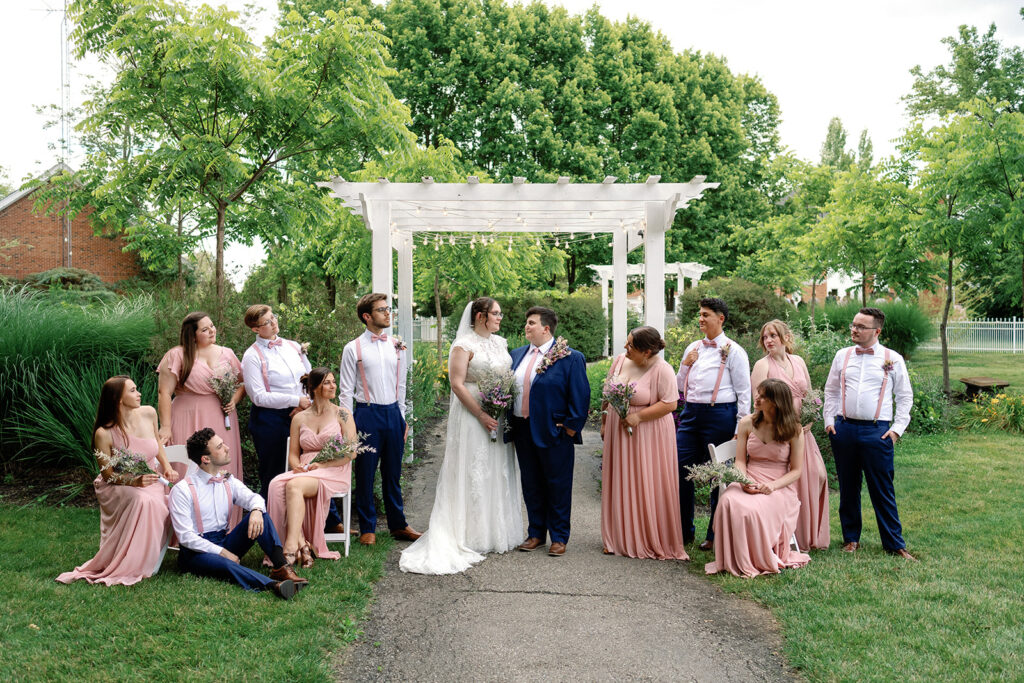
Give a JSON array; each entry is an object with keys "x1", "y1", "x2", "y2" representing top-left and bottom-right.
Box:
[
  {"x1": 392, "y1": 335, "x2": 407, "y2": 352},
  {"x1": 881, "y1": 359, "x2": 895, "y2": 374},
  {"x1": 298, "y1": 341, "x2": 310, "y2": 356},
  {"x1": 719, "y1": 343, "x2": 732, "y2": 364},
  {"x1": 535, "y1": 337, "x2": 570, "y2": 374}
]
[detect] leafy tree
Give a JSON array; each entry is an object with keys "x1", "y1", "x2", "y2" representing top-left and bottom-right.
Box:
[
  {"x1": 856, "y1": 130, "x2": 874, "y2": 171},
  {"x1": 0, "y1": 165, "x2": 12, "y2": 197},
  {"x1": 819, "y1": 116, "x2": 854, "y2": 169},
  {"x1": 35, "y1": 0, "x2": 413, "y2": 303}
]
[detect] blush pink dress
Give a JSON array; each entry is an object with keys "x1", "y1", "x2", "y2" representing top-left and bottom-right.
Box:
[
  {"x1": 601, "y1": 355, "x2": 688, "y2": 560},
  {"x1": 266, "y1": 420, "x2": 352, "y2": 560},
  {"x1": 705, "y1": 434, "x2": 811, "y2": 577},
  {"x1": 56, "y1": 432, "x2": 171, "y2": 586},
  {"x1": 767, "y1": 354, "x2": 830, "y2": 550}
]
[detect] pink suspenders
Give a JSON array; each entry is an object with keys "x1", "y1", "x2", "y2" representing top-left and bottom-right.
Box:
[
  {"x1": 840, "y1": 346, "x2": 892, "y2": 422},
  {"x1": 185, "y1": 476, "x2": 233, "y2": 535},
  {"x1": 686, "y1": 343, "x2": 729, "y2": 406},
  {"x1": 354, "y1": 337, "x2": 401, "y2": 404},
  {"x1": 250, "y1": 339, "x2": 302, "y2": 393}
]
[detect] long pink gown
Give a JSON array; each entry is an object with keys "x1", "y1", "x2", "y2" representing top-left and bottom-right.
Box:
[
  {"x1": 266, "y1": 420, "x2": 352, "y2": 560},
  {"x1": 705, "y1": 434, "x2": 811, "y2": 578},
  {"x1": 601, "y1": 355, "x2": 688, "y2": 560},
  {"x1": 766, "y1": 354, "x2": 830, "y2": 550},
  {"x1": 56, "y1": 432, "x2": 171, "y2": 586},
  {"x1": 159, "y1": 345, "x2": 244, "y2": 526}
]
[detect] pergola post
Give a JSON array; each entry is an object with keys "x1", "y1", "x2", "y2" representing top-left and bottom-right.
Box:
[
  {"x1": 397, "y1": 237, "x2": 414, "y2": 462},
  {"x1": 612, "y1": 229, "x2": 627, "y2": 353},
  {"x1": 599, "y1": 275, "x2": 610, "y2": 357},
  {"x1": 365, "y1": 198, "x2": 393, "y2": 299},
  {"x1": 643, "y1": 202, "x2": 667, "y2": 338}
]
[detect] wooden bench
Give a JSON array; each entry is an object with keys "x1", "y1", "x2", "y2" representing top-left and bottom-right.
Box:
[{"x1": 959, "y1": 376, "x2": 1010, "y2": 399}]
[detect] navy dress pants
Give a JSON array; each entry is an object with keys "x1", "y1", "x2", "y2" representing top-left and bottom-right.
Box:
[
  {"x1": 676, "y1": 401, "x2": 738, "y2": 543},
  {"x1": 510, "y1": 416, "x2": 575, "y2": 545},
  {"x1": 829, "y1": 417, "x2": 905, "y2": 551},
  {"x1": 353, "y1": 402, "x2": 408, "y2": 533},
  {"x1": 177, "y1": 511, "x2": 283, "y2": 591}
]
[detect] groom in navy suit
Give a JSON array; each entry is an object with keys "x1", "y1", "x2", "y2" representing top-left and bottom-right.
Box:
[{"x1": 507, "y1": 306, "x2": 590, "y2": 557}]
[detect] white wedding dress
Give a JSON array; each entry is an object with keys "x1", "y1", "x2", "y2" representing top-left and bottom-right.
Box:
[{"x1": 399, "y1": 330, "x2": 524, "y2": 575}]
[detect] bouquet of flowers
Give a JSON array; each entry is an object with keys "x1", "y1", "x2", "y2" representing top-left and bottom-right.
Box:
[
  {"x1": 477, "y1": 370, "x2": 517, "y2": 442},
  {"x1": 602, "y1": 378, "x2": 637, "y2": 435},
  {"x1": 684, "y1": 461, "x2": 756, "y2": 488},
  {"x1": 96, "y1": 446, "x2": 157, "y2": 485},
  {"x1": 800, "y1": 387, "x2": 823, "y2": 428},
  {"x1": 207, "y1": 363, "x2": 239, "y2": 430},
  {"x1": 310, "y1": 432, "x2": 376, "y2": 465}
]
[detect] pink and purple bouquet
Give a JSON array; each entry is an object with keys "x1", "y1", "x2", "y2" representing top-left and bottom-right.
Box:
[
  {"x1": 311, "y1": 432, "x2": 376, "y2": 464},
  {"x1": 95, "y1": 446, "x2": 156, "y2": 485},
  {"x1": 602, "y1": 377, "x2": 637, "y2": 435},
  {"x1": 684, "y1": 462, "x2": 755, "y2": 488},
  {"x1": 207, "y1": 363, "x2": 240, "y2": 430},
  {"x1": 478, "y1": 370, "x2": 517, "y2": 441},
  {"x1": 800, "y1": 387, "x2": 823, "y2": 428}
]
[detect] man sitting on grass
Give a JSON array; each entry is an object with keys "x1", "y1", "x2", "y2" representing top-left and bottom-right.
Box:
[{"x1": 169, "y1": 427, "x2": 307, "y2": 599}]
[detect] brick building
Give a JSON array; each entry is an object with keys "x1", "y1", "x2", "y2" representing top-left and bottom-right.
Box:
[{"x1": 0, "y1": 163, "x2": 140, "y2": 283}]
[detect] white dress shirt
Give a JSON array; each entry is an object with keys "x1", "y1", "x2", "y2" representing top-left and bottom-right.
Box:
[
  {"x1": 241, "y1": 336, "x2": 312, "y2": 410},
  {"x1": 338, "y1": 329, "x2": 408, "y2": 418},
  {"x1": 169, "y1": 470, "x2": 266, "y2": 556},
  {"x1": 513, "y1": 337, "x2": 554, "y2": 418},
  {"x1": 675, "y1": 332, "x2": 751, "y2": 426},
  {"x1": 823, "y1": 342, "x2": 913, "y2": 435}
]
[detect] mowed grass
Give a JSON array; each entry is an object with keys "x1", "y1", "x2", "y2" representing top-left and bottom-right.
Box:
[
  {"x1": 690, "y1": 431, "x2": 1024, "y2": 681},
  {"x1": 911, "y1": 351, "x2": 1024, "y2": 389},
  {"x1": 0, "y1": 509, "x2": 390, "y2": 682}
]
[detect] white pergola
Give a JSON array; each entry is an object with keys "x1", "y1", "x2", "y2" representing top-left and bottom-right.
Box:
[
  {"x1": 318, "y1": 175, "x2": 718, "y2": 355},
  {"x1": 590, "y1": 261, "x2": 713, "y2": 355}
]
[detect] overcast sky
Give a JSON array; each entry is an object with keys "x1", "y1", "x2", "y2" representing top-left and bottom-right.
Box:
[{"x1": 2, "y1": 0, "x2": 1021, "y2": 278}]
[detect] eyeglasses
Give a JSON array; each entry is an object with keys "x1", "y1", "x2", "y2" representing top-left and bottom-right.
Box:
[
  {"x1": 490, "y1": 311, "x2": 504, "y2": 318},
  {"x1": 849, "y1": 324, "x2": 877, "y2": 332},
  {"x1": 373, "y1": 306, "x2": 392, "y2": 313},
  {"x1": 257, "y1": 314, "x2": 278, "y2": 328}
]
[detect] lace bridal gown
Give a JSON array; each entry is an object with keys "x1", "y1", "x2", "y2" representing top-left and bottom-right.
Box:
[{"x1": 399, "y1": 330, "x2": 524, "y2": 575}]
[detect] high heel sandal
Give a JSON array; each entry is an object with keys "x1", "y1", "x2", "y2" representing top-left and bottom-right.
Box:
[
  {"x1": 299, "y1": 542, "x2": 315, "y2": 569},
  {"x1": 283, "y1": 551, "x2": 299, "y2": 568}
]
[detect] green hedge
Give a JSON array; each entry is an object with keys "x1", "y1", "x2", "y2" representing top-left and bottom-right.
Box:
[{"x1": 793, "y1": 300, "x2": 934, "y2": 358}]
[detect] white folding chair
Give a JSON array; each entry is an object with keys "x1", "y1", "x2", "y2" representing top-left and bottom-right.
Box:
[
  {"x1": 707, "y1": 439, "x2": 799, "y2": 552},
  {"x1": 285, "y1": 437, "x2": 352, "y2": 557},
  {"x1": 162, "y1": 444, "x2": 193, "y2": 552}
]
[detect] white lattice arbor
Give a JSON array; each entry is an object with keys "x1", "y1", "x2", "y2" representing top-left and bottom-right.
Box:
[{"x1": 318, "y1": 175, "x2": 718, "y2": 355}]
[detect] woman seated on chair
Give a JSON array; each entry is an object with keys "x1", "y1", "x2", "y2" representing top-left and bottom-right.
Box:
[
  {"x1": 705, "y1": 378, "x2": 811, "y2": 578},
  {"x1": 266, "y1": 367, "x2": 355, "y2": 566},
  {"x1": 57, "y1": 376, "x2": 178, "y2": 586}
]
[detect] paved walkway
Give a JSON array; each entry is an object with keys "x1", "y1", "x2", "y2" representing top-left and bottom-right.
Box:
[{"x1": 337, "y1": 419, "x2": 794, "y2": 682}]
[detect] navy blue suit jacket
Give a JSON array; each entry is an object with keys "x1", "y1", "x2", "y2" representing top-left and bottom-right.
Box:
[{"x1": 506, "y1": 343, "x2": 590, "y2": 448}]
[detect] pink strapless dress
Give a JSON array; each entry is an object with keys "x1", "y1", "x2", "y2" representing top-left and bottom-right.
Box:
[
  {"x1": 56, "y1": 433, "x2": 171, "y2": 586},
  {"x1": 266, "y1": 421, "x2": 352, "y2": 560},
  {"x1": 600, "y1": 356, "x2": 688, "y2": 560},
  {"x1": 705, "y1": 434, "x2": 811, "y2": 578}
]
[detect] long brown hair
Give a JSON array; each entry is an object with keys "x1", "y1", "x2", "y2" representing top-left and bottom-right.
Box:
[
  {"x1": 178, "y1": 311, "x2": 210, "y2": 387},
  {"x1": 301, "y1": 367, "x2": 332, "y2": 399},
  {"x1": 93, "y1": 375, "x2": 131, "y2": 448},
  {"x1": 752, "y1": 378, "x2": 800, "y2": 442}
]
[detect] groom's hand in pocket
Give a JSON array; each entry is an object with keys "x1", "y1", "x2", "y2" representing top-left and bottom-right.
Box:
[{"x1": 556, "y1": 423, "x2": 576, "y2": 438}]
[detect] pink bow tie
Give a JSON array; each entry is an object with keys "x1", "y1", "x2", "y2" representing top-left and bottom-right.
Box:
[
  {"x1": 209, "y1": 475, "x2": 225, "y2": 483},
  {"x1": 267, "y1": 339, "x2": 283, "y2": 348},
  {"x1": 855, "y1": 347, "x2": 874, "y2": 355},
  {"x1": 702, "y1": 339, "x2": 717, "y2": 348},
  {"x1": 371, "y1": 333, "x2": 389, "y2": 343}
]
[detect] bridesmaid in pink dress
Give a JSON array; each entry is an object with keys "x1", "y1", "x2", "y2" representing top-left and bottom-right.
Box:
[
  {"x1": 57, "y1": 376, "x2": 177, "y2": 586},
  {"x1": 600, "y1": 327, "x2": 688, "y2": 560},
  {"x1": 750, "y1": 319, "x2": 830, "y2": 550},
  {"x1": 706, "y1": 379, "x2": 811, "y2": 578},
  {"x1": 267, "y1": 368, "x2": 355, "y2": 565},
  {"x1": 157, "y1": 311, "x2": 246, "y2": 485}
]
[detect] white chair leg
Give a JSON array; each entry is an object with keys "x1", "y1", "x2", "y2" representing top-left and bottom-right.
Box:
[{"x1": 343, "y1": 491, "x2": 352, "y2": 557}]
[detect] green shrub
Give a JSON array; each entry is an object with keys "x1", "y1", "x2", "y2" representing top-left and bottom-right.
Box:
[
  {"x1": 587, "y1": 358, "x2": 613, "y2": 413},
  {"x1": 794, "y1": 300, "x2": 933, "y2": 359},
  {"x1": 790, "y1": 316, "x2": 849, "y2": 389},
  {"x1": 957, "y1": 391, "x2": 1024, "y2": 434},
  {"x1": 678, "y1": 277, "x2": 792, "y2": 339},
  {"x1": 24, "y1": 267, "x2": 108, "y2": 291},
  {"x1": 908, "y1": 368, "x2": 957, "y2": 435},
  {"x1": 409, "y1": 342, "x2": 450, "y2": 424}
]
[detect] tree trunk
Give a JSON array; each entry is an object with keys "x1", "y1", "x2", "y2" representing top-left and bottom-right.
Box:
[
  {"x1": 176, "y1": 206, "x2": 184, "y2": 289},
  {"x1": 566, "y1": 253, "x2": 577, "y2": 293},
  {"x1": 861, "y1": 262, "x2": 868, "y2": 307},
  {"x1": 278, "y1": 273, "x2": 289, "y2": 305},
  {"x1": 940, "y1": 249, "x2": 954, "y2": 395},
  {"x1": 434, "y1": 270, "x2": 443, "y2": 364},
  {"x1": 215, "y1": 200, "x2": 227, "y2": 307},
  {"x1": 810, "y1": 273, "x2": 819, "y2": 324},
  {"x1": 325, "y1": 273, "x2": 336, "y2": 311}
]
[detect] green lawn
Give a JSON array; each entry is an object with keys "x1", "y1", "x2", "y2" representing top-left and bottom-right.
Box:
[
  {"x1": 0, "y1": 510, "x2": 389, "y2": 682},
  {"x1": 910, "y1": 351, "x2": 1024, "y2": 389},
  {"x1": 690, "y1": 431, "x2": 1024, "y2": 681}
]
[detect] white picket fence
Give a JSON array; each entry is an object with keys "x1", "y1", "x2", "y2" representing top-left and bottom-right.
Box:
[
  {"x1": 411, "y1": 316, "x2": 445, "y2": 342},
  {"x1": 920, "y1": 318, "x2": 1024, "y2": 354}
]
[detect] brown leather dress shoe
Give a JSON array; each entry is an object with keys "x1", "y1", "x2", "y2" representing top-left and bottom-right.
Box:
[
  {"x1": 842, "y1": 541, "x2": 860, "y2": 553},
  {"x1": 390, "y1": 526, "x2": 422, "y2": 542},
  {"x1": 270, "y1": 564, "x2": 308, "y2": 585},
  {"x1": 325, "y1": 524, "x2": 358, "y2": 536},
  {"x1": 890, "y1": 548, "x2": 918, "y2": 561},
  {"x1": 698, "y1": 540, "x2": 714, "y2": 551},
  {"x1": 358, "y1": 532, "x2": 376, "y2": 545},
  {"x1": 548, "y1": 542, "x2": 566, "y2": 556},
  {"x1": 517, "y1": 537, "x2": 545, "y2": 552},
  {"x1": 270, "y1": 579, "x2": 296, "y2": 600}
]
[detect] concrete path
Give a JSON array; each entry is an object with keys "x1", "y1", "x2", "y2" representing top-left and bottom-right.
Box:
[{"x1": 337, "y1": 419, "x2": 794, "y2": 682}]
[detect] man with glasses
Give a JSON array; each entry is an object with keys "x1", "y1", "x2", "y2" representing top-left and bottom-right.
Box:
[
  {"x1": 823, "y1": 307, "x2": 916, "y2": 560},
  {"x1": 338, "y1": 293, "x2": 421, "y2": 545}
]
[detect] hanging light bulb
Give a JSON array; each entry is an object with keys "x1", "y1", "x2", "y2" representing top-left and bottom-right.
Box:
[
  {"x1": 590, "y1": 233, "x2": 596, "y2": 240},
  {"x1": 449, "y1": 235, "x2": 455, "y2": 245},
  {"x1": 555, "y1": 237, "x2": 560, "y2": 247},
  {"x1": 535, "y1": 238, "x2": 541, "y2": 247},
  {"x1": 422, "y1": 235, "x2": 428, "y2": 246},
  {"x1": 569, "y1": 231, "x2": 575, "y2": 240}
]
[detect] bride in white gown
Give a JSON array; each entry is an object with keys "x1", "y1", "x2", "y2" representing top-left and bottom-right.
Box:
[{"x1": 399, "y1": 297, "x2": 524, "y2": 574}]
